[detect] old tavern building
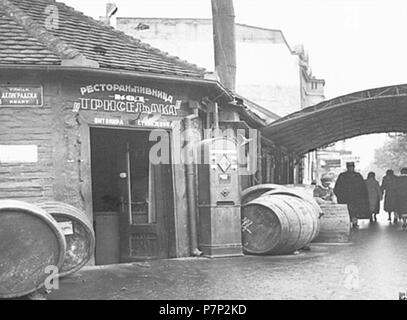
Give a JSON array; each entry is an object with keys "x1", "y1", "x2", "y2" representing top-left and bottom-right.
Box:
[
  {"x1": 0, "y1": 0, "x2": 284, "y2": 263},
  {"x1": 116, "y1": 17, "x2": 326, "y2": 185}
]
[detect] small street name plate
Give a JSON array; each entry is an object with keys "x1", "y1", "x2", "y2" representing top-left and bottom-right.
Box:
[{"x1": 0, "y1": 85, "x2": 43, "y2": 107}]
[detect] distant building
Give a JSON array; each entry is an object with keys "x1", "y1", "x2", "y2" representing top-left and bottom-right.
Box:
[
  {"x1": 316, "y1": 148, "x2": 360, "y2": 180},
  {"x1": 293, "y1": 45, "x2": 326, "y2": 184},
  {"x1": 116, "y1": 18, "x2": 325, "y2": 117}
]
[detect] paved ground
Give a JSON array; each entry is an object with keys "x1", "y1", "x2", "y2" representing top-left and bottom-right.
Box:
[{"x1": 47, "y1": 214, "x2": 407, "y2": 300}]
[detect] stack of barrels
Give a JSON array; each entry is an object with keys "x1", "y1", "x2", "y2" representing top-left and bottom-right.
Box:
[
  {"x1": 0, "y1": 200, "x2": 95, "y2": 299},
  {"x1": 241, "y1": 184, "x2": 323, "y2": 255}
]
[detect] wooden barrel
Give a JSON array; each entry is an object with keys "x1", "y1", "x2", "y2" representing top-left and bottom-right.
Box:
[
  {"x1": 242, "y1": 184, "x2": 322, "y2": 214},
  {"x1": 262, "y1": 189, "x2": 322, "y2": 240},
  {"x1": 242, "y1": 184, "x2": 292, "y2": 205},
  {"x1": 0, "y1": 200, "x2": 66, "y2": 299},
  {"x1": 284, "y1": 184, "x2": 315, "y2": 198},
  {"x1": 312, "y1": 204, "x2": 351, "y2": 243},
  {"x1": 36, "y1": 201, "x2": 95, "y2": 278},
  {"x1": 264, "y1": 188, "x2": 322, "y2": 218},
  {"x1": 241, "y1": 194, "x2": 320, "y2": 255}
]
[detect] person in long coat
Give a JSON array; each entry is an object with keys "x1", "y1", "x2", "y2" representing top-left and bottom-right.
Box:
[
  {"x1": 334, "y1": 162, "x2": 370, "y2": 228},
  {"x1": 365, "y1": 172, "x2": 382, "y2": 222},
  {"x1": 395, "y1": 168, "x2": 407, "y2": 230},
  {"x1": 381, "y1": 169, "x2": 398, "y2": 222}
]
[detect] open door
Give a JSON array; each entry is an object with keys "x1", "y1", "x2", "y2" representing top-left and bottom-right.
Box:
[{"x1": 117, "y1": 132, "x2": 174, "y2": 261}]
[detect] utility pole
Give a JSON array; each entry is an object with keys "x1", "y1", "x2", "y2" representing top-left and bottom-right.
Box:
[{"x1": 211, "y1": 0, "x2": 237, "y2": 92}]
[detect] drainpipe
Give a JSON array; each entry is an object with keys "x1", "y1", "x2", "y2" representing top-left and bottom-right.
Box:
[{"x1": 184, "y1": 109, "x2": 202, "y2": 256}]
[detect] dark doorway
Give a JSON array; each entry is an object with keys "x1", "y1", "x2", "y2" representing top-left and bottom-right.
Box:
[{"x1": 90, "y1": 128, "x2": 175, "y2": 265}]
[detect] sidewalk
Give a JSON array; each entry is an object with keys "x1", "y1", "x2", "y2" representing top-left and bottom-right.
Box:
[{"x1": 47, "y1": 218, "x2": 407, "y2": 300}]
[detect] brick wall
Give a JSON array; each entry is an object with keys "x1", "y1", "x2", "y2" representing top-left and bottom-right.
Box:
[
  {"x1": 0, "y1": 73, "x2": 87, "y2": 213},
  {"x1": 0, "y1": 68, "x2": 207, "y2": 257}
]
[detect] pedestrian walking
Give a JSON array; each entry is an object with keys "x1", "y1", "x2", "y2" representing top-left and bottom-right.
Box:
[
  {"x1": 395, "y1": 168, "x2": 407, "y2": 230},
  {"x1": 334, "y1": 162, "x2": 370, "y2": 228},
  {"x1": 365, "y1": 172, "x2": 382, "y2": 222},
  {"x1": 381, "y1": 169, "x2": 398, "y2": 223}
]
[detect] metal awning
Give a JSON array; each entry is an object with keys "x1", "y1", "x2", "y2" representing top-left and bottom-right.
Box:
[{"x1": 261, "y1": 84, "x2": 407, "y2": 155}]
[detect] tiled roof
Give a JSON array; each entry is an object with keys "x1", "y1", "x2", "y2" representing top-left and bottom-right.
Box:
[
  {"x1": 0, "y1": 11, "x2": 60, "y2": 65},
  {"x1": 0, "y1": 0, "x2": 206, "y2": 78}
]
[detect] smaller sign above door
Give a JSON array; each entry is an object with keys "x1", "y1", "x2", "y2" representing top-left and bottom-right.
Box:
[{"x1": 0, "y1": 85, "x2": 43, "y2": 107}]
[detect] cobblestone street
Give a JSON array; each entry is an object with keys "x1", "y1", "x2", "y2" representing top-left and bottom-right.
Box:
[{"x1": 47, "y1": 214, "x2": 407, "y2": 300}]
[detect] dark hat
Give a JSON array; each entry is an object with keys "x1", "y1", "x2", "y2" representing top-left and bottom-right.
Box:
[{"x1": 346, "y1": 162, "x2": 355, "y2": 167}]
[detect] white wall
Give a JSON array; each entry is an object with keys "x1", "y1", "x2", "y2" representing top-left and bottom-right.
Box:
[
  {"x1": 236, "y1": 42, "x2": 300, "y2": 116},
  {"x1": 117, "y1": 19, "x2": 302, "y2": 116}
]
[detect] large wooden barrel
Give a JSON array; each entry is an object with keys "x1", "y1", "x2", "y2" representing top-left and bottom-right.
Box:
[
  {"x1": 0, "y1": 200, "x2": 66, "y2": 299},
  {"x1": 242, "y1": 184, "x2": 293, "y2": 205},
  {"x1": 36, "y1": 201, "x2": 95, "y2": 278},
  {"x1": 262, "y1": 190, "x2": 320, "y2": 240},
  {"x1": 284, "y1": 184, "x2": 315, "y2": 198},
  {"x1": 241, "y1": 194, "x2": 320, "y2": 255},
  {"x1": 242, "y1": 184, "x2": 322, "y2": 214},
  {"x1": 262, "y1": 189, "x2": 322, "y2": 240},
  {"x1": 264, "y1": 189, "x2": 322, "y2": 218},
  {"x1": 312, "y1": 204, "x2": 351, "y2": 243}
]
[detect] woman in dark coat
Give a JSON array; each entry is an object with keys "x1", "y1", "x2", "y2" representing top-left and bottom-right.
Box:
[
  {"x1": 365, "y1": 172, "x2": 382, "y2": 222},
  {"x1": 334, "y1": 162, "x2": 370, "y2": 228},
  {"x1": 395, "y1": 168, "x2": 407, "y2": 230},
  {"x1": 381, "y1": 169, "x2": 398, "y2": 222}
]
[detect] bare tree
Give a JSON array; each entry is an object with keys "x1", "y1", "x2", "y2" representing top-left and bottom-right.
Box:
[{"x1": 373, "y1": 134, "x2": 407, "y2": 174}]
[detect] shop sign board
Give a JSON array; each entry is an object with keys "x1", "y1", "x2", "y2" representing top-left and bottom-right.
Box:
[{"x1": 73, "y1": 83, "x2": 184, "y2": 117}]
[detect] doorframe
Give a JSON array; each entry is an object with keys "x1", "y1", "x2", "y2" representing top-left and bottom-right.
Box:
[{"x1": 83, "y1": 121, "x2": 179, "y2": 259}]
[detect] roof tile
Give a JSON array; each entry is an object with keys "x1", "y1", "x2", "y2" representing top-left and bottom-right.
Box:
[
  {"x1": 0, "y1": 0, "x2": 205, "y2": 78},
  {"x1": 0, "y1": 9, "x2": 61, "y2": 64}
]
